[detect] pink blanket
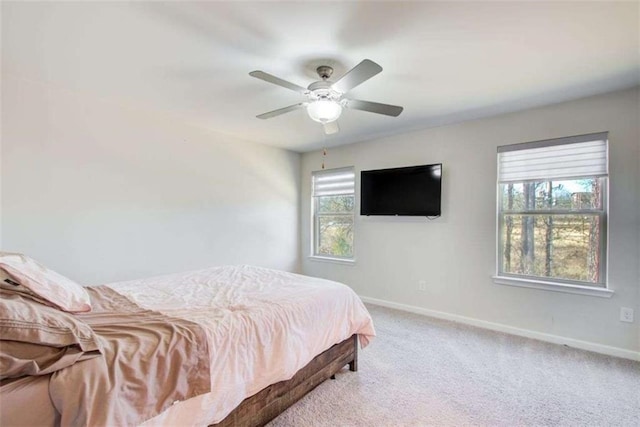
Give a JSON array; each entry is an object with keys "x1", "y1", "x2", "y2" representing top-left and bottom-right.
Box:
[
  {"x1": 51, "y1": 286, "x2": 211, "y2": 426},
  {"x1": 107, "y1": 265, "x2": 376, "y2": 426}
]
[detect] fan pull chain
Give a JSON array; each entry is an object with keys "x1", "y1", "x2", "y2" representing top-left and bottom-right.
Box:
[{"x1": 321, "y1": 147, "x2": 327, "y2": 169}]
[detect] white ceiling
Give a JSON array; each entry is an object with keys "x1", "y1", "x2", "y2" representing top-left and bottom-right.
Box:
[{"x1": 2, "y1": 1, "x2": 639, "y2": 152}]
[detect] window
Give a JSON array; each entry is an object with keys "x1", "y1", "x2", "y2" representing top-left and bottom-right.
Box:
[
  {"x1": 496, "y1": 132, "x2": 609, "y2": 290},
  {"x1": 311, "y1": 167, "x2": 355, "y2": 260}
]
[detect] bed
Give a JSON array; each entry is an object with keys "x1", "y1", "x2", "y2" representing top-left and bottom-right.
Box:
[{"x1": 0, "y1": 259, "x2": 375, "y2": 426}]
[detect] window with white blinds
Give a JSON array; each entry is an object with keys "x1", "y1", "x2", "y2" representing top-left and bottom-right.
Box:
[
  {"x1": 496, "y1": 132, "x2": 609, "y2": 290},
  {"x1": 311, "y1": 167, "x2": 355, "y2": 260}
]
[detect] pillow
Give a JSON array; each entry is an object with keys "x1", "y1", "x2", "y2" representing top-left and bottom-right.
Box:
[
  {"x1": 0, "y1": 269, "x2": 54, "y2": 308},
  {"x1": 0, "y1": 291, "x2": 101, "y2": 380},
  {"x1": 0, "y1": 252, "x2": 91, "y2": 313},
  {"x1": 0, "y1": 269, "x2": 20, "y2": 287}
]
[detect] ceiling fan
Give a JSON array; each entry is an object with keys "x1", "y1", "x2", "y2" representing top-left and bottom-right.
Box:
[{"x1": 249, "y1": 59, "x2": 403, "y2": 135}]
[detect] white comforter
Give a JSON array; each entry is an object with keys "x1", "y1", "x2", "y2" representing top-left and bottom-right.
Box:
[{"x1": 107, "y1": 265, "x2": 375, "y2": 426}]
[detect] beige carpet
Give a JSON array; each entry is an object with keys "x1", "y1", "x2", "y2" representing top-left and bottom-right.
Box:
[{"x1": 270, "y1": 304, "x2": 640, "y2": 426}]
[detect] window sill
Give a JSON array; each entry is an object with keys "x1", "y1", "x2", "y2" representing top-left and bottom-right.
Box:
[
  {"x1": 492, "y1": 276, "x2": 614, "y2": 298},
  {"x1": 308, "y1": 256, "x2": 356, "y2": 266}
]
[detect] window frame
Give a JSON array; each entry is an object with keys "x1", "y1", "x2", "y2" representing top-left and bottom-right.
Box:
[
  {"x1": 310, "y1": 167, "x2": 356, "y2": 263},
  {"x1": 494, "y1": 133, "x2": 612, "y2": 297}
]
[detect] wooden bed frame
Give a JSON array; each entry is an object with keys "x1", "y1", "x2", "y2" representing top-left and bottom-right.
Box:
[{"x1": 213, "y1": 334, "x2": 358, "y2": 427}]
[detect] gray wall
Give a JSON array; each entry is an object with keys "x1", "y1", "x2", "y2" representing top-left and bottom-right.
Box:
[
  {"x1": 301, "y1": 88, "x2": 639, "y2": 355},
  {"x1": 1, "y1": 76, "x2": 301, "y2": 284}
]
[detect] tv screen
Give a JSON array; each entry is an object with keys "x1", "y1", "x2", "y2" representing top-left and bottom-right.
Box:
[{"x1": 360, "y1": 164, "x2": 442, "y2": 216}]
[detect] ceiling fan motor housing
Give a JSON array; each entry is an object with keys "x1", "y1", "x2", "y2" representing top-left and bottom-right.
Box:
[{"x1": 307, "y1": 81, "x2": 342, "y2": 101}]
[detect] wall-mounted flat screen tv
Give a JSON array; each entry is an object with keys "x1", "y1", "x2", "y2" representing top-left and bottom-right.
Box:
[{"x1": 361, "y1": 164, "x2": 442, "y2": 216}]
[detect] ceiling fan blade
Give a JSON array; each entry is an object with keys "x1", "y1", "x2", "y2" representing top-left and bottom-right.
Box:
[
  {"x1": 256, "y1": 103, "x2": 305, "y2": 119},
  {"x1": 249, "y1": 71, "x2": 308, "y2": 94},
  {"x1": 331, "y1": 59, "x2": 382, "y2": 93},
  {"x1": 323, "y1": 121, "x2": 340, "y2": 135},
  {"x1": 346, "y1": 99, "x2": 404, "y2": 117}
]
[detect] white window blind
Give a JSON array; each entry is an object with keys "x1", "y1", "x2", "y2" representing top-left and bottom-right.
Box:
[
  {"x1": 498, "y1": 132, "x2": 608, "y2": 182},
  {"x1": 312, "y1": 167, "x2": 355, "y2": 196}
]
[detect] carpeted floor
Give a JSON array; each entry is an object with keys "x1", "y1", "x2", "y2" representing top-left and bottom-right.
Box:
[{"x1": 269, "y1": 304, "x2": 640, "y2": 426}]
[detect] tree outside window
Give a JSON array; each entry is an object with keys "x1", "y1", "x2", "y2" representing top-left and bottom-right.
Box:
[{"x1": 499, "y1": 178, "x2": 604, "y2": 284}]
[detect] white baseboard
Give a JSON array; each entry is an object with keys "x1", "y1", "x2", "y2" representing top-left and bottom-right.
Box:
[{"x1": 359, "y1": 295, "x2": 640, "y2": 362}]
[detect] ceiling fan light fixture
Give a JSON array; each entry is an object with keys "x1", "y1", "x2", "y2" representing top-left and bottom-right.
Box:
[{"x1": 307, "y1": 99, "x2": 342, "y2": 123}]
